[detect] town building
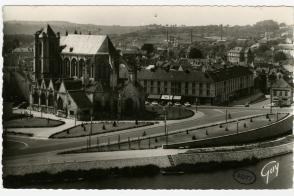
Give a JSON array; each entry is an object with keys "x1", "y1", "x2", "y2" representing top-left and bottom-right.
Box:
[
  {"x1": 227, "y1": 47, "x2": 253, "y2": 65},
  {"x1": 138, "y1": 66, "x2": 254, "y2": 105},
  {"x1": 270, "y1": 78, "x2": 293, "y2": 106},
  {"x1": 30, "y1": 25, "x2": 144, "y2": 120}
]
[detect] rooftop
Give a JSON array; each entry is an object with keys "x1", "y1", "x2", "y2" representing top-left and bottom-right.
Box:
[
  {"x1": 60, "y1": 34, "x2": 112, "y2": 55},
  {"x1": 68, "y1": 91, "x2": 92, "y2": 108}
]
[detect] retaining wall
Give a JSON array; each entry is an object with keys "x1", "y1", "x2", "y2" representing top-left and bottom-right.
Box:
[
  {"x1": 163, "y1": 114, "x2": 293, "y2": 149},
  {"x1": 172, "y1": 142, "x2": 293, "y2": 165}
]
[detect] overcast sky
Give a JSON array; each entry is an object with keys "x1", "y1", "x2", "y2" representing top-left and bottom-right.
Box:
[{"x1": 3, "y1": 6, "x2": 294, "y2": 26}]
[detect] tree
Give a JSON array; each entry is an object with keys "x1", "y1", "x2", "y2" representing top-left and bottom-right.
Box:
[
  {"x1": 254, "y1": 20, "x2": 279, "y2": 32},
  {"x1": 188, "y1": 48, "x2": 203, "y2": 59},
  {"x1": 141, "y1": 43, "x2": 154, "y2": 55},
  {"x1": 274, "y1": 51, "x2": 287, "y2": 62}
]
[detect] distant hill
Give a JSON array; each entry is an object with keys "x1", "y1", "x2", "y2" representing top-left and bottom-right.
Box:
[{"x1": 4, "y1": 20, "x2": 145, "y2": 36}]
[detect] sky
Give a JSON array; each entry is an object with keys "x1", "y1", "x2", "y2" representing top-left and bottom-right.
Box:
[{"x1": 3, "y1": 6, "x2": 294, "y2": 26}]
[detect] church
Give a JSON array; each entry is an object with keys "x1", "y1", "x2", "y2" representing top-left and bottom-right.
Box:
[{"x1": 30, "y1": 25, "x2": 145, "y2": 120}]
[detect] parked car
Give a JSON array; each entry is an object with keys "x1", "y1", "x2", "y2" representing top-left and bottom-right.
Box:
[
  {"x1": 184, "y1": 102, "x2": 191, "y2": 107},
  {"x1": 151, "y1": 101, "x2": 159, "y2": 106},
  {"x1": 174, "y1": 102, "x2": 181, "y2": 106}
]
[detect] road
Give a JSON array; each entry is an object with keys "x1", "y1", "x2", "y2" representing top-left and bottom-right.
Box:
[{"x1": 3, "y1": 105, "x2": 292, "y2": 161}]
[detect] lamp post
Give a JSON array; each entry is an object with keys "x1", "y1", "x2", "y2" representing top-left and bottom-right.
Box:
[
  {"x1": 195, "y1": 97, "x2": 198, "y2": 113},
  {"x1": 88, "y1": 115, "x2": 93, "y2": 148},
  {"x1": 164, "y1": 106, "x2": 168, "y2": 145}
]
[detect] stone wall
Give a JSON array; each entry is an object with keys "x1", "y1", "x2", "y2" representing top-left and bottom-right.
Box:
[
  {"x1": 172, "y1": 142, "x2": 293, "y2": 165},
  {"x1": 163, "y1": 114, "x2": 293, "y2": 149}
]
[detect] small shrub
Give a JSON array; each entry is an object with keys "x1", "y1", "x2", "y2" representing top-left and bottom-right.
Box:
[
  {"x1": 266, "y1": 114, "x2": 269, "y2": 119},
  {"x1": 155, "y1": 138, "x2": 158, "y2": 143},
  {"x1": 192, "y1": 135, "x2": 196, "y2": 140},
  {"x1": 142, "y1": 131, "x2": 146, "y2": 137},
  {"x1": 102, "y1": 124, "x2": 106, "y2": 130},
  {"x1": 228, "y1": 113, "x2": 232, "y2": 119},
  {"x1": 135, "y1": 120, "x2": 138, "y2": 125},
  {"x1": 219, "y1": 124, "x2": 223, "y2": 128},
  {"x1": 113, "y1": 121, "x2": 117, "y2": 127},
  {"x1": 244, "y1": 123, "x2": 247, "y2": 128},
  {"x1": 186, "y1": 130, "x2": 189, "y2": 134},
  {"x1": 66, "y1": 130, "x2": 69, "y2": 134},
  {"x1": 250, "y1": 118, "x2": 253, "y2": 122},
  {"x1": 225, "y1": 127, "x2": 229, "y2": 131}
]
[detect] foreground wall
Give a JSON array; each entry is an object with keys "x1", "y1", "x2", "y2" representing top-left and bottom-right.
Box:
[{"x1": 163, "y1": 114, "x2": 293, "y2": 149}]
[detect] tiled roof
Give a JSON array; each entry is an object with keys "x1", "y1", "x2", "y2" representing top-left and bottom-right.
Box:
[
  {"x1": 208, "y1": 66, "x2": 253, "y2": 82},
  {"x1": 271, "y1": 78, "x2": 292, "y2": 88},
  {"x1": 229, "y1": 47, "x2": 244, "y2": 53},
  {"x1": 138, "y1": 69, "x2": 214, "y2": 83},
  {"x1": 60, "y1": 34, "x2": 108, "y2": 55},
  {"x1": 68, "y1": 91, "x2": 92, "y2": 108},
  {"x1": 63, "y1": 80, "x2": 83, "y2": 91}
]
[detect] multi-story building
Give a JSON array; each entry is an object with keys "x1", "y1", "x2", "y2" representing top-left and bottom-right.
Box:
[
  {"x1": 270, "y1": 78, "x2": 293, "y2": 106},
  {"x1": 138, "y1": 66, "x2": 254, "y2": 105},
  {"x1": 227, "y1": 47, "x2": 253, "y2": 65}
]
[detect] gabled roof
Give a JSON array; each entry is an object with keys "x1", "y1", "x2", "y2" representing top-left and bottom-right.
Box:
[
  {"x1": 271, "y1": 78, "x2": 292, "y2": 88},
  {"x1": 68, "y1": 91, "x2": 92, "y2": 108},
  {"x1": 63, "y1": 80, "x2": 83, "y2": 91},
  {"x1": 38, "y1": 24, "x2": 57, "y2": 38},
  {"x1": 229, "y1": 47, "x2": 244, "y2": 53},
  {"x1": 60, "y1": 34, "x2": 112, "y2": 55}
]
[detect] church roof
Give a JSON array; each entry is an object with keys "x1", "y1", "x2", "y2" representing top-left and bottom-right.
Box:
[
  {"x1": 63, "y1": 80, "x2": 83, "y2": 91},
  {"x1": 38, "y1": 24, "x2": 57, "y2": 38},
  {"x1": 68, "y1": 91, "x2": 92, "y2": 108},
  {"x1": 60, "y1": 34, "x2": 109, "y2": 55}
]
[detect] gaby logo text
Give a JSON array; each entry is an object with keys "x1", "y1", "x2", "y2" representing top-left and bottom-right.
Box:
[{"x1": 260, "y1": 161, "x2": 279, "y2": 184}]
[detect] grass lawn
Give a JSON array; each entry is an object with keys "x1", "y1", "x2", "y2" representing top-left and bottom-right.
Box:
[
  {"x1": 3, "y1": 117, "x2": 64, "y2": 128},
  {"x1": 145, "y1": 105, "x2": 194, "y2": 120},
  {"x1": 51, "y1": 121, "x2": 155, "y2": 139}
]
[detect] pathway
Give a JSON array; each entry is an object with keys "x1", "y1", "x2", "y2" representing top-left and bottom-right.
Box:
[{"x1": 7, "y1": 109, "x2": 204, "y2": 139}]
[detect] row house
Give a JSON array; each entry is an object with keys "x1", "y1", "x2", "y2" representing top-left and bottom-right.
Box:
[{"x1": 137, "y1": 66, "x2": 254, "y2": 105}]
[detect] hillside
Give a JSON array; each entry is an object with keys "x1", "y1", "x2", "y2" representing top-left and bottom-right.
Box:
[{"x1": 4, "y1": 20, "x2": 145, "y2": 35}]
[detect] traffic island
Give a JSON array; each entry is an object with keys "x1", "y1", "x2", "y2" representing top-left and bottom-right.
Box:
[
  {"x1": 50, "y1": 121, "x2": 156, "y2": 139},
  {"x1": 3, "y1": 117, "x2": 65, "y2": 128}
]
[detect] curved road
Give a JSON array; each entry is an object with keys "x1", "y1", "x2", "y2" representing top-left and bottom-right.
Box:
[{"x1": 3, "y1": 106, "x2": 292, "y2": 160}]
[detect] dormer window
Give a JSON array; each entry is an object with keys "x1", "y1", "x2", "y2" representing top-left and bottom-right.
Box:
[{"x1": 70, "y1": 47, "x2": 73, "y2": 52}]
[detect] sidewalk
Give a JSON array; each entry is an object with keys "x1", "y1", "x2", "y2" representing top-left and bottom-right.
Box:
[{"x1": 8, "y1": 109, "x2": 204, "y2": 139}]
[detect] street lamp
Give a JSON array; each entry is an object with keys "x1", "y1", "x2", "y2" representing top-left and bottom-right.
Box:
[
  {"x1": 163, "y1": 106, "x2": 168, "y2": 145},
  {"x1": 195, "y1": 97, "x2": 198, "y2": 113},
  {"x1": 88, "y1": 115, "x2": 93, "y2": 148}
]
